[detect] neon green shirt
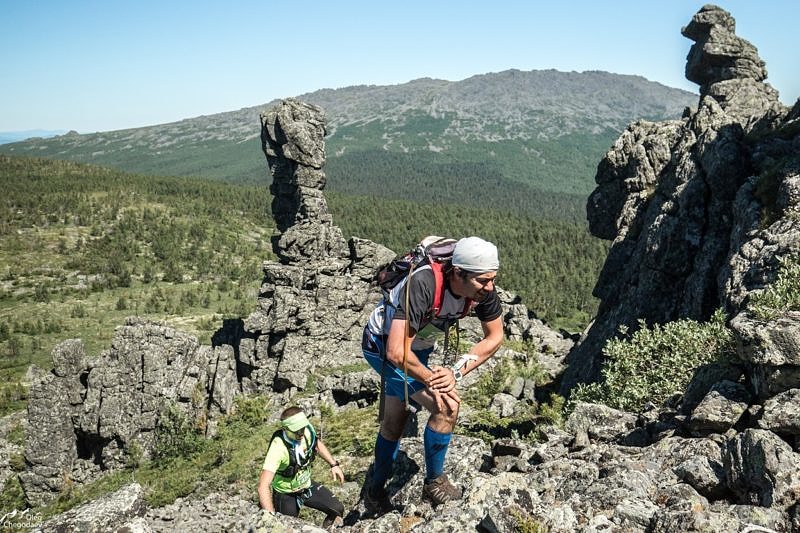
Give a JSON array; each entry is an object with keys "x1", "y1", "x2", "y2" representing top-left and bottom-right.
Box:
[{"x1": 262, "y1": 428, "x2": 314, "y2": 494}]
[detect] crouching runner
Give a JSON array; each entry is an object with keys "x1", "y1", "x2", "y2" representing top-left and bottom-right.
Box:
[
  {"x1": 258, "y1": 406, "x2": 345, "y2": 528},
  {"x1": 362, "y1": 236, "x2": 504, "y2": 511}
]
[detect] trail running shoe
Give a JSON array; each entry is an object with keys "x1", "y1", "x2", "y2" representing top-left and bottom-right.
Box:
[
  {"x1": 422, "y1": 474, "x2": 462, "y2": 505},
  {"x1": 363, "y1": 485, "x2": 393, "y2": 515}
]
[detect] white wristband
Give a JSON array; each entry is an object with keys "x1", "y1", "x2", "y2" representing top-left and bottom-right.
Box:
[{"x1": 452, "y1": 353, "x2": 478, "y2": 372}]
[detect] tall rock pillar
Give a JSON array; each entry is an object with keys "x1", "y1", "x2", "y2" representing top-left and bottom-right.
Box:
[
  {"x1": 561, "y1": 4, "x2": 795, "y2": 393},
  {"x1": 260, "y1": 98, "x2": 350, "y2": 265},
  {"x1": 236, "y1": 99, "x2": 393, "y2": 396}
]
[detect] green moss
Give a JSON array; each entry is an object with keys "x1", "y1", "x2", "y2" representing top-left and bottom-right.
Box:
[{"x1": 512, "y1": 508, "x2": 550, "y2": 533}]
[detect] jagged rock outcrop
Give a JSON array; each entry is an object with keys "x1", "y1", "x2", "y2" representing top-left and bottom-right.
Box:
[
  {"x1": 562, "y1": 4, "x2": 800, "y2": 393},
  {"x1": 235, "y1": 98, "x2": 391, "y2": 396},
  {"x1": 33, "y1": 483, "x2": 146, "y2": 532},
  {"x1": 32, "y1": 391, "x2": 800, "y2": 532},
  {"x1": 20, "y1": 321, "x2": 238, "y2": 506}
]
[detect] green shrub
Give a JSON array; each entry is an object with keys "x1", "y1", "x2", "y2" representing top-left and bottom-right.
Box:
[
  {"x1": 315, "y1": 403, "x2": 377, "y2": 458},
  {"x1": 571, "y1": 309, "x2": 735, "y2": 412},
  {"x1": 33, "y1": 284, "x2": 50, "y2": 303},
  {"x1": 222, "y1": 395, "x2": 271, "y2": 429},
  {"x1": 0, "y1": 474, "x2": 26, "y2": 515},
  {"x1": 538, "y1": 393, "x2": 566, "y2": 427},
  {"x1": 0, "y1": 381, "x2": 27, "y2": 416},
  {"x1": 125, "y1": 441, "x2": 144, "y2": 471},
  {"x1": 463, "y1": 353, "x2": 548, "y2": 408},
  {"x1": 463, "y1": 360, "x2": 513, "y2": 409},
  {"x1": 750, "y1": 254, "x2": 800, "y2": 320},
  {"x1": 153, "y1": 403, "x2": 205, "y2": 462},
  {"x1": 8, "y1": 452, "x2": 25, "y2": 472},
  {"x1": 6, "y1": 420, "x2": 24, "y2": 446}
]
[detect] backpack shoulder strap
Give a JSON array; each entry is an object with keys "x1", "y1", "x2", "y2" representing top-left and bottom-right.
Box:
[
  {"x1": 269, "y1": 430, "x2": 294, "y2": 476},
  {"x1": 459, "y1": 298, "x2": 473, "y2": 318},
  {"x1": 429, "y1": 262, "x2": 447, "y2": 317},
  {"x1": 306, "y1": 425, "x2": 318, "y2": 461},
  {"x1": 429, "y1": 262, "x2": 473, "y2": 318},
  {"x1": 270, "y1": 429, "x2": 286, "y2": 449}
]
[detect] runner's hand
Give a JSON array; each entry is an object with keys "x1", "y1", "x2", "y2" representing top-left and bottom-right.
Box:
[
  {"x1": 427, "y1": 387, "x2": 446, "y2": 412},
  {"x1": 443, "y1": 388, "x2": 461, "y2": 409},
  {"x1": 427, "y1": 366, "x2": 456, "y2": 392},
  {"x1": 330, "y1": 464, "x2": 344, "y2": 484}
]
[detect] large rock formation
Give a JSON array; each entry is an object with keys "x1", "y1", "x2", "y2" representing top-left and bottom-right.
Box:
[
  {"x1": 234, "y1": 98, "x2": 390, "y2": 397},
  {"x1": 19, "y1": 321, "x2": 237, "y2": 506},
  {"x1": 233, "y1": 97, "x2": 565, "y2": 400},
  {"x1": 562, "y1": 4, "x2": 800, "y2": 392}
]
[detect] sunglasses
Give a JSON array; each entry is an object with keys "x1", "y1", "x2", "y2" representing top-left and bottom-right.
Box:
[{"x1": 284, "y1": 428, "x2": 303, "y2": 440}]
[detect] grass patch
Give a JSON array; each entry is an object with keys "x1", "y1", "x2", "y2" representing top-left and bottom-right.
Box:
[
  {"x1": 0, "y1": 475, "x2": 27, "y2": 516},
  {"x1": 316, "y1": 403, "x2": 379, "y2": 461},
  {"x1": 458, "y1": 355, "x2": 565, "y2": 442},
  {"x1": 749, "y1": 254, "x2": 800, "y2": 320}
]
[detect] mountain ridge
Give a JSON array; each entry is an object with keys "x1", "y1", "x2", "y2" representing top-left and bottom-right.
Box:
[{"x1": 0, "y1": 68, "x2": 697, "y2": 200}]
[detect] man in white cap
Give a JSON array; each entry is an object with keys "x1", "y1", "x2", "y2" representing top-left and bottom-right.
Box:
[{"x1": 362, "y1": 236, "x2": 503, "y2": 510}]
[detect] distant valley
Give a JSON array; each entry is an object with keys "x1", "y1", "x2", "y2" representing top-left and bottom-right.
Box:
[{"x1": 0, "y1": 70, "x2": 696, "y2": 221}]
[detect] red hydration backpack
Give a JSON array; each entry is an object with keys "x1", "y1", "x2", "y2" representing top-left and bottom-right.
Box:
[{"x1": 375, "y1": 236, "x2": 472, "y2": 319}]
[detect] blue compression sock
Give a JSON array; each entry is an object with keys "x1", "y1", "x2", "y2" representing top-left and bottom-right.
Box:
[
  {"x1": 423, "y1": 425, "x2": 452, "y2": 481},
  {"x1": 372, "y1": 433, "x2": 400, "y2": 489}
]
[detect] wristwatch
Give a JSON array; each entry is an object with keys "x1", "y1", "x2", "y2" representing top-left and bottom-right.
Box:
[{"x1": 452, "y1": 368, "x2": 463, "y2": 382}]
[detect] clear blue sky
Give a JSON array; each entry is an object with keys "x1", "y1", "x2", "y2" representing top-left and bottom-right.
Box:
[{"x1": 1, "y1": 0, "x2": 797, "y2": 133}]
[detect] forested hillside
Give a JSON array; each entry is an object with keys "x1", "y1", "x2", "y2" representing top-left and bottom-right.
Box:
[
  {"x1": 0, "y1": 70, "x2": 696, "y2": 221},
  {"x1": 0, "y1": 155, "x2": 607, "y2": 413}
]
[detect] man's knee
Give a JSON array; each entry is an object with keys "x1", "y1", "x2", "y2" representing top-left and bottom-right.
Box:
[
  {"x1": 379, "y1": 420, "x2": 404, "y2": 441},
  {"x1": 427, "y1": 399, "x2": 458, "y2": 419},
  {"x1": 427, "y1": 403, "x2": 459, "y2": 430},
  {"x1": 431, "y1": 412, "x2": 457, "y2": 429},
  {"x1": 332, "y1": 498, "x2": 345, "y2": 517}
]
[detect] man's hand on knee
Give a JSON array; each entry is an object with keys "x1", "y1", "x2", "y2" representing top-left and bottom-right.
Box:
[{"x1": 426, "y1": 366, "x2": 456, "y2": 393}]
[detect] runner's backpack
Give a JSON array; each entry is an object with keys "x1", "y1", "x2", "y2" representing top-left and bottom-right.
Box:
[
  {"x1": 375, "y1": 236, "x2": 472, "y2": 319},
  {"x1": 269, "y1": 426, "x2": 317, "y2": 478}
]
